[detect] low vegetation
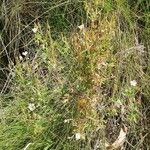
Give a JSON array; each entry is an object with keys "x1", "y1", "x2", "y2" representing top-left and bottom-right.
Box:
[{"x1": 0, "y1": 0, "x2": 149, "y2": 149}]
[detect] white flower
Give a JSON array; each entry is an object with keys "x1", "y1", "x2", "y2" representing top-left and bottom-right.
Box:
[
  {"x1": 32, "y1": 27, "x2": 38, "y2": 33},
  {"x1": 78, "y1": 24, "x2": 85, "y2": 30},
  {"x1": 64, "y1": 119, "x2": 72, "y2": 123},
  {"x1": 75, "y1": 133, "x2": 81, "y2": 140},
  {"x1": 74, "y1": 132, "x2": 85, "y2": 140},
  {"x1": 19, "y1": 55, "x2": 23, "y2": 61},
  {"x1": 22, "y1": 51, "x2": 28, "y2": 56},
  {"x1": 130, "y1": 80, "x2": 137, "y2": 86},
  {"x1": 28, "y1": 103, "x2": 36, "y2": 111}
]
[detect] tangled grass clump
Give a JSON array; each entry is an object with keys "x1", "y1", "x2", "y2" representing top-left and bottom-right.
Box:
[{"x1": 0, "y1": 0, "x2": 150, "y2": 149}]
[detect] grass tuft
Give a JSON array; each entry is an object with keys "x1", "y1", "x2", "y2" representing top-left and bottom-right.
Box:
[{"x1": 0, "y1": 0, "x2": 150, "y2": 149}]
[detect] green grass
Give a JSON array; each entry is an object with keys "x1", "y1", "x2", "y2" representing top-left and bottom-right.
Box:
[{"x1": 0, "y1": 0, "x2": 150, "y2": 149}]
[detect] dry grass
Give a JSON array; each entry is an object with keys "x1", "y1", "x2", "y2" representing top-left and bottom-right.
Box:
[{"x1": 0, "y1": 0, "x2": 150, "y2": 149}]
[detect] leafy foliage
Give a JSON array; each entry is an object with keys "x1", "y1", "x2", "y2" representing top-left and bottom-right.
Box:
[{"x1": 0, "y1": 0, "x2": 149, "y2": 149}]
